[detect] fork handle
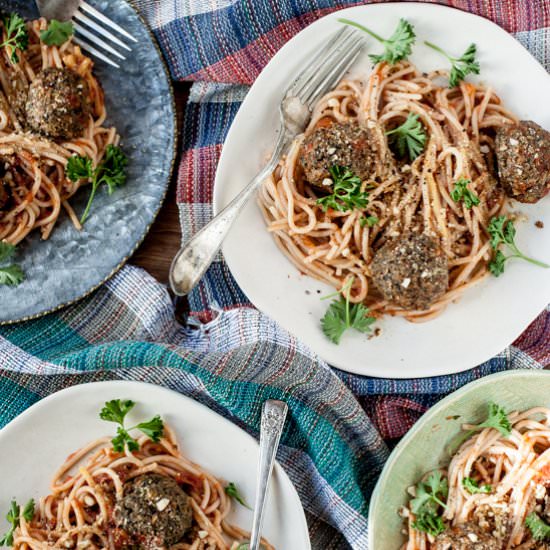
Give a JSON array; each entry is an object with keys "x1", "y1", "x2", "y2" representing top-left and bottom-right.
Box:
[
  {"x1": 169, "y1": 131, "x2": 290, "y2": 296},
  {"x1": 250, "y1": 400, "x2": 289, "y2": 550}
]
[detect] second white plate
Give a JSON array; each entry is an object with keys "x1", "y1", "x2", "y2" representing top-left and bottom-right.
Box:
[{"x1": 0, "y1": 381, "x2": 311, "y2": 549}]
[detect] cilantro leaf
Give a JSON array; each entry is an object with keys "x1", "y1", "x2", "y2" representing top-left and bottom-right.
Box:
[
  {"x1": 339, "y1": 18, "x2": 415, "y2": 65},
  {"x1": 450, "y1": 178, "x2": 480, "y2": 209},
  {"x1": 316, "y1": 165, "x2": 369, "y2": 213},
  {"x1": 462, "y1": 477, "x2": 491, "y2": 494},
  {"x1": 1, "y1": 13, "x2": 28, "y2": 64},
  {"x1": 386, "y1": 113, "x2": 427, "y2": 160},
  {"x1": 65, "y1": 145, "x2": 128, "y2": 224},
  {"x1": 321, "y1": 278, "x2": 375, "y2": 344},
  {"x1": 225, "y1": 482, "x2": 252, "y2": 510},
  {"x1": 360, "y1": 215, "x2": 379, "y2": 227},
  {"x1": 526, "y1": 513, "x2": 550, "y2": 541},
  {"x1": 424, "y1": 41, "x2": 480, "y2": 87},
  {"x1": 135, "y1": 415, "x2": 164, "y2": 443},
  {"x1": 40, "y1": 20, "x2": 74, "y2": 46},
  {"x1": 0, "y1": 242, "x2": 15, "y2": 263},
  {"x1": 487, "y1": 216, "x2": 549, "y2": 277},
  {"x1": 100, "y1": 399, "x2": 135, "y2": 425}
]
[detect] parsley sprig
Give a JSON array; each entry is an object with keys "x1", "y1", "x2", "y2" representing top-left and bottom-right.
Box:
[
  {"x1": 66, "y1": 144, "x2": 128, "y2": 224},
  {"x1": 487, "y1": 216, "x2": 549, "y2": 277},
  {"x1": 321, "y1": 277, "x2": 375, "y2": 344},
  {"x1": 339, "y1": 18, "x2": 415, "y2": 65},
  {"x1": 360, "y1": 215, "x2": 378, "y2": 228},
  {"x1": 0, "y1": 242, "x2": 24, "y2": 286},
  {"x1": 0, "y1": 13, "x2": 28, "y2": 64},
  {"x1": 424, "y1": 41, "x2": 480, "y2": 88},
  {"x1": 0, "y1": 500, "x2": 34, "y2": 547},
  {"x1": 450, "y1": 178, "x2": 480, "y2": 209},
  {"x1": 225, "y1": 482, "x2": 251, "y2": 510},
  {"x1": 474, "y1": 402, "x2": 512, "y2": 437},
  {"x1": 316, "y1": 165, "x2": 369, "y2": 213},
  {"x1": 462, "y1": 477, "x2": 491, "y2": 494},
  {"x1": 100, "y1": 399, "x2": 164, "y2": 453},
  {"x1": 40, "y1": 20, "x2": 74, "y2": 46},
  {"x1": 386, "y1": 113, "x2": 427, "y2": 161},
  {"x1": 410, "y1": 471, "x2": 448, "y2": 537},
  {"x1": 526, "y1": 512, "x2": 550, "y2": 541}
]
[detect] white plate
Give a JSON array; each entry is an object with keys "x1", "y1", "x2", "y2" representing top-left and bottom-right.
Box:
[
  {"x1": 0, "y1": 381, "x2": 311, "y2": 550},
  {"x1": 214, "y1": 2, "x2": 550, "y2": 378}
]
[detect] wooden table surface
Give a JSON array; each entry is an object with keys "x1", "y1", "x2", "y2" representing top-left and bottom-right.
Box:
[{"x1": 130, "y1": 82, "x2": 191, "y2": 285}]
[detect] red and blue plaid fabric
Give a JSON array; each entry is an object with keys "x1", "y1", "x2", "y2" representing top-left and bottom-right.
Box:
[{"x1": 0, "y1": 2, "x2": 548, "y2": 549}]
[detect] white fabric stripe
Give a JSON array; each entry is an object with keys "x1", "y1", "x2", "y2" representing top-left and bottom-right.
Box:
[
  {"x1": 0, "y1": 337, "x2": 80, "y2": 375},
  {"x1": 133, "y1": 0, "x2": 237, "y2": 30},
  {"x1": 189, "y1": 82, "x2": 249, "y2": 104},
  {"x1": 514, "y1": 27, "x2": 550, "y2": 71}
]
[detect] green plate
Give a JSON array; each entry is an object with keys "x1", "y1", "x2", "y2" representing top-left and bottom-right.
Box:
[{"x1": 368, "y1": 370, "x2": 550, "y2": 548}]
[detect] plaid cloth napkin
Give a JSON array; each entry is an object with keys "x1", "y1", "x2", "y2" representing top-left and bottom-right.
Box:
[{"x1": 1, "y1": 1, "x2": 549, "y2": 548}]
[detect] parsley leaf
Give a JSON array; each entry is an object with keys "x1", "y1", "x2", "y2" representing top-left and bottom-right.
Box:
[
  {"x1": 100, "y1": 399, "x2": 136, "y2": 424},
  {"x1": 386, "y1": 113, "x2": 427, "y2": 160},
  {"x1": 450, "y1": 178, "x2": 480, "y2": 209},
  {"x1": 321, "y1": 277, "x2": 375, "y2": 344},
  {"x1": 99, "y1": 399, "x2": 164, "y2": 453},
  {"x1": 316, "y1": 165, "x2": 369, "y2": 213},
  {"x1": 135, "y1": 416, "x2": 164, "y2": 443},
  {"x1": 424, "y1": 41, "x2": 480, "y2": 88},
  {"x1": 487, "y1": 216, "x2": 549, "y2": 277},
  {"x1": 339, "y1": 18, "x2": 415, "y2": 65},
  {"x1": 412, "y1": 511, "x2": 446, "y2": 537},
  {"x1": 526, "y1": 513, "x2": 550, "y2": 541},
  {"x1": 474, "y1": 402, "x2": 512, "y2": 437},
  {"x1": 360, "y1": 215, "x2": 378, "y2": 227},
  {"x1": 462, "y1": 477, "x2": 491, "y2": 494},
  {"x1": 410, "y1": 471, "x2": 448, "y2": 537},
  {"x1": 1, "y1": 13, "x2": 28, "y2": 64},
  {"x1": 40, "y1": 20, "x2": 74, "y2": 46},
  {"x1": 225, "y1": 482, "x2": 252, "y2": 510},
  {"x1": 0, "y1": 242, "x2": 15, "y2": 263},
  {"x1": 0, "y1": 499, "x2": 34, "y2": 547},
  {"x1": 0, "y1": 242, "x2": 24, "y2": 286},
  {"x1": 66, "y1": 145, "x2": 128, "y2": 224},
  {"x1": 112, "y1": 426, "x2": 139, "y2": 453},
  {"x1": 21, "y1": 500, "x2": 34, "y2": 522}
]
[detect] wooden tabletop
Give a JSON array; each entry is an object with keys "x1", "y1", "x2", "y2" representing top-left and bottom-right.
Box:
[{"x1": 130, "y1": 82, "x2": 191, "y2": 285}]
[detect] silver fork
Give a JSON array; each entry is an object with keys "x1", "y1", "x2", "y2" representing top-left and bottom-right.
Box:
[
  {"x1": 36, "y1": 0, "x2": 137, "y2": 68},
  {"x1": 169, "y1": 27, "x2": 365, "y2": 296}
]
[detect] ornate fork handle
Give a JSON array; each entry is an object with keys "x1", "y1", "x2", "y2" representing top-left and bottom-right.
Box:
[
  {"x1": 169, "y1": 128, "x2": 292, "y2": 296},
  {"x1": 249, "y1": 400, "x2": 289, "y2": 550}
]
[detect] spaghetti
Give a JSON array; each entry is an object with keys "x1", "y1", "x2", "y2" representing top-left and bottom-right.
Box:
[
  {"x1": 258, "y1": 60, "x2": 518, "y2": 321},
  {"x1": 11, "y1": 424, "x2": 274, "y2": 550},
  {"x1": 0, "y1": 17, "x2": 119, "y2": 245},
  {"x1": 403, "y1": 406, "x2": 550, "y2": 549}
]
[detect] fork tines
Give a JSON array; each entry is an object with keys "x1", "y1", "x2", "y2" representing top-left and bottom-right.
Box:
[
  {"x1": 285, "y1": 26, "x2": 365, "y2": 108},
  {"x1": 72, "y1": 1, "x2": 137, "y2": 68}
]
